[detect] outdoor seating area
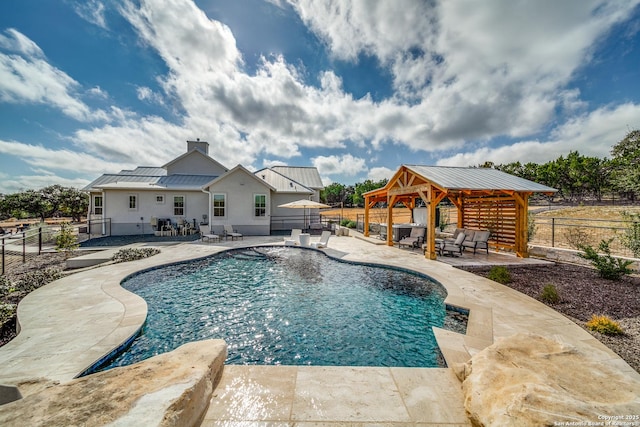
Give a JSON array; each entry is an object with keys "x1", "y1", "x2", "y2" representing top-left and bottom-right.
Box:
[
  {"x1": 397, "y1": 226, "x2": 426, "y2": 250},
  {"x1": 424, "y1": 228, "x2": 491, "y2": 257},
  {"x1": 152, "y1": 217, "x2": 197, "y2": 237}
]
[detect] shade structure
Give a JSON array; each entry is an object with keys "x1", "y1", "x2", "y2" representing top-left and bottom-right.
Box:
[{"x1": 278, "y1": 199, "x2": 330, "y2": 230}]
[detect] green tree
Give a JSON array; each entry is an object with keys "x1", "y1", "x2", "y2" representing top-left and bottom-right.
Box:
[
  {"x1": 55, "y1": 222, "x2": 79, "y2": 258},
  {"x1": 58, "y1": 187, "x2": 89, "y2": 222},
  {"x1": 352, "y1": 179, "x2": 388, "y2": 207},
  {"x1": 322, "y1": 183, "x2": 348, "y2": 205},
  {"x1": 610, "y1": 129, "x2": 640, "y2": 201}
]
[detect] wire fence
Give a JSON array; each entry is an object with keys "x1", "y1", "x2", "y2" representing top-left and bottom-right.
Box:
[{"x1": 529, "y1": 217, "x2": 638, "y2": 258}]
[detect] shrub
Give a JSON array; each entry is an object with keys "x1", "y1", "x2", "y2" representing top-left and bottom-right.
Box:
[
  {"x1": 55, "y1": 222, "x2": 79, "y2": 258},
  {"x1": 0, "y1": 275, "x2": 15, "y2": 299},
  {"x1": 487, "y1": 266, "x2": 511, "y2": 284},
  {"x1": 585, "y1": 315, "x2": 624, "y2": 335},
  {"x1": 345, "y1": 220, "x2": 356, "y2": 229},
  {"x1": 564, "y1": 227, "x2": 591, "y2": 250},
  {"x1": 620, "y1": 211, "x2": 640, "y2": 257},
  {"x1": 112, "y1": 247, "x2": 160, "y2": 264},
  {"x1": 0, "y1": 302, "x2": 17, "y2": 327},
  {"x1": 340, "y1": 219, "x2": 351, "y2": 227},
  {"x1": 539, "y1": 284, "x2": 560, "y2": 304},
  {"x1": 14, "y1": 268, "x2": 63, "y2": 295},
  {"x1": 578, "y1": 239, "x2": 633, "y2": 280}
]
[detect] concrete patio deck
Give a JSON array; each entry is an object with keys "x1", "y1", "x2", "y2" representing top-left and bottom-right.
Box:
[{"x1": 0, "y1": 232, "x2": 638, "y2": 425}]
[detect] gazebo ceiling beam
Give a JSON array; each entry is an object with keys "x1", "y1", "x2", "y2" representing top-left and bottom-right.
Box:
[{"x1": 388, "y1": 184, "x2": 431, "y2": 196}]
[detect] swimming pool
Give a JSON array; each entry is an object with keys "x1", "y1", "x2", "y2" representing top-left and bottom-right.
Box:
[{"x1": 100, "y1": 246, "x2": 449, "y2": 370}]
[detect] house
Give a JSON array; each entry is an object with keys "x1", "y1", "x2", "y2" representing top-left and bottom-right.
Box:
[{"x1": 83, "y1": 140, "x2": 323, "y2": 236}]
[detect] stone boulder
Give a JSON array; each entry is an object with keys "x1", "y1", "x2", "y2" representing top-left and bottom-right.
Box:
[
  {"x1": 0, "y1": 339, "x2": 227, "y2": 427},
  {"x1": 456, "y1": 333, "x2": 640, "y2": 426}
]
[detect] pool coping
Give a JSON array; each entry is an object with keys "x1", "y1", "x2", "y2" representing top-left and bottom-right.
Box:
[{"x1": 1, "y1": 235, "x2": 638, "y2": 416}]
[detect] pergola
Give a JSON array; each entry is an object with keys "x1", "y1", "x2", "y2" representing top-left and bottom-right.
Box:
[{"x1": 363, "y1": 165, "x2": 557, "y2": 260}]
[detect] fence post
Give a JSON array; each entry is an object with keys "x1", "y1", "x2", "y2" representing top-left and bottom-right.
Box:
[
  {"x1": 551, "y1": 218, "x2": 555, "y2": 247},
  {"x1": 2, "y1": 237, "x2": 5, "y2": 275},
  {"x1": 39, "y1": 227, "x2": 42, "y2": 255},
  {"x1": 22, "y1": 231, "x2": 26, "y2": 263}
]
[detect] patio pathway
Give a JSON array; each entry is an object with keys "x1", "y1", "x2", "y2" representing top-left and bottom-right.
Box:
[{"x1": 0, "y1": 233, "x2": 637, "y2": 425}]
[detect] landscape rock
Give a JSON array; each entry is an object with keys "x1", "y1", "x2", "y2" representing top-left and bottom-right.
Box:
[
  {"x1": 0, "y1": 339, "x2": 227, "y2": 427},
  {"x1": 457, "y1": 333, "x2": 640, "y2": 427}
]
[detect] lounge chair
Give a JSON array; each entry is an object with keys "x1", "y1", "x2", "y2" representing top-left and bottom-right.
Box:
[
  {"x1": 440, "y1": 232, "x2": 465, "y2": 256},
  {"x1": 199, "y1": 225, "x2": 220, "y2": 243},
  {"x1": 397, "y1": 226, "x2": 425, "y2": 250},
  {"x1": 223, "y1": 224, "x2": 243, "y2": 240},
  {"x1": 310, "y1": 230, "x2": 331, "y2": 248},
  {"x1": 284, "y1": 229, "x2": 302, "y2": 246},
  {"x1": 462, "y1": 230, "x2": 491, "y2": 254}
]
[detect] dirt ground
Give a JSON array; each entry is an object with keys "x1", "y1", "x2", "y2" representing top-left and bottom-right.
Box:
[{"x1": 1, "y1": 252, "x2": 639, "y2": 374}]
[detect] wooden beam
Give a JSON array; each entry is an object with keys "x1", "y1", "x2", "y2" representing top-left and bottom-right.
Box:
[
  {"x1": 425, "y1": 185, "x2": 437, "y2": 260},
  {"x1": 386, "y1": 195, "x2": 395, "y2": 246},
  {"x1": 388, "y1": 183, "x2": 431, "y2": 196},
  {"x1": 364, "y1": 195, "x2": 370, "y2": 237}
]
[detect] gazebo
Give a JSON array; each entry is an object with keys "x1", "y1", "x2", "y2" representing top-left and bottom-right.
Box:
[{"x1": 363, "y1": 165, "x2": 557, "y2": 260}]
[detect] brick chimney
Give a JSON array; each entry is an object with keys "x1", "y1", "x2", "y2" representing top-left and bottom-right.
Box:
[{"x1": 187, "y1": 138, "x2": 209, "y2": 155}]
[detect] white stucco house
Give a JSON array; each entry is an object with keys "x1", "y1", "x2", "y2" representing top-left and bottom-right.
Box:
[{"x1": 83, "y1": 140, "x2": 323, "y2": 236}]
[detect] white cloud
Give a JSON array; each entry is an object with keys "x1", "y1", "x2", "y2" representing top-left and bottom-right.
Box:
[
  {"x1": 73, "y1": 0, "x2": 108, "y2": 29},
  {"x1": 0, "y1": 139, "x2": 133, "y2": 176},
  {"x1": 0, "y1": 29, "x2": 99, "y2": 122},
  {"x1": 436, "y1": 102, "x2": 640, "y2": 166},
  {"x1": 367, "y1": 166, "x2": 394, "y2": 182},
  {"x1": 311, "y1": 154, "x2": 367, "y2": 178}
]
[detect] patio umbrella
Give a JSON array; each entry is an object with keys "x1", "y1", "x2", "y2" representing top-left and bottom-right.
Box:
[{"x1": 278, "y1": 199, "x2": 330, "y2": 230}]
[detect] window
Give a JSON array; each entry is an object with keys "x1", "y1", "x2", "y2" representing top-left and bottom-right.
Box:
[
  {"x1": 213, "y1": 194, "x2": 225, "y2": 217},
  {"x1": 155, "y1": 195, "x2": 165, "y2": 204},
  {"x1": 174, "y1": 196, "x2": 185, "y2": 216},
  {"x1": 254, "y1": 194, "x2": 266, "y2": 217},
  {"x1": 94, "y1": 196, "x2": 103, "y2": 215},
  {"x1": 128, "y1": 194, "x2": 137, "y2": 210}
]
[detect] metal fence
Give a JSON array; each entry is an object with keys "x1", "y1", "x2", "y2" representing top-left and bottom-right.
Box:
[{"x1": 529, "y1": 217, "x2": 638, "y2": 258}]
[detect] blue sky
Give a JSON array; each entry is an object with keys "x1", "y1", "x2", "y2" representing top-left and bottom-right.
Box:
[{"x1": 1, "y1": 0, "x2": 640, "y2": 194}]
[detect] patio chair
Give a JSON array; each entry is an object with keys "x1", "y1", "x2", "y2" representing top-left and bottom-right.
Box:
[
  {"x1": 310, "y1": 230, "x2": 331, "y2": 248},
  {"x1": 462, "y1": 230, "x2": 491, "y2": 254},
  {"x1": 440, "y1": 232, "x2": 466, "y2": 256},
  {"x1": 223, "y1": 224, "x2": 243, "y2": 240},
  {"x1": 199, "y1": 225, "x2": 220, "y2": 243},
  {"x1": 397, "y1": 226, "x2": 425, "y2": 250},
  {"x1": 284, "y1": 228, "x2": 302, "y2": 246}
]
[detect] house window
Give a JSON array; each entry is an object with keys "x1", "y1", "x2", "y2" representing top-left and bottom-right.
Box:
[
  {"x1": 213, "y1": 194, "x2": 225, "y2": 217},
  {"x1": 156, "y1": 195, "x2": 165, "y2": 204},
  {"x1": 254, "y1": 194, "x2": 266, "y2": 217},
  {"x1": 94, "y1": 196, "x2": 103, "y2": 215},
  {"x1": 128, "y1": 194, "x2": 137, "y2": 210},
  {"x1": 174, "y1": 196, "x2": 185, "y2": 216}
]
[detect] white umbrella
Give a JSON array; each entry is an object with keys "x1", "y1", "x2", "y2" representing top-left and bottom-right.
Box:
[{"x1": 278, "y1": 199, "x2": 330, "y2": 230}]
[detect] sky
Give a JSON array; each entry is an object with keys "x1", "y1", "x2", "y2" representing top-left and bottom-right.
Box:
[{"x1": 1, "y1": 0, "x2": 640, "y2": 194}]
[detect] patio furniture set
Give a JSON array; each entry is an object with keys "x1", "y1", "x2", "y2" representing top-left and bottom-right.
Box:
[
  {"x1": 396, "y1": 226, "x2": 491, "y2": 257},
  {"x1": 199, "y1": 225, "x2": 243, "y2": 243}
]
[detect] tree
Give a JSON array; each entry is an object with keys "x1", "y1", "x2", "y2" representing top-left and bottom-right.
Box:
[
  {"x1": 322, "y1": 183, "x2": 348, "y2": 205},
  {"x1": 55, "y1": 222, "x2": 80, "y2": 258},
  {"x1": 610, "y1": 129, "x2": 640, "y2": 201},
  {"x1": 352, "y1": 179, "x2": 388, "y2": 207}
]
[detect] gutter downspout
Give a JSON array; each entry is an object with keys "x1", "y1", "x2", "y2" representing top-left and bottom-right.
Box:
[{"x1": 202, "y1": 186, "x2": 212, "y2": 230}]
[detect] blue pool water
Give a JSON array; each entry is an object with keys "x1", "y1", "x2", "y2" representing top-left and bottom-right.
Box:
[{"x1": 100, "y1": 246, "x2": 448, "y2": 369}]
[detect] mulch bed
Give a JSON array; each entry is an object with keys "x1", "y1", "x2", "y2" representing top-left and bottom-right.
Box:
[{"x1": 460, "y1": 262, "x2": 640, "y2": 373}]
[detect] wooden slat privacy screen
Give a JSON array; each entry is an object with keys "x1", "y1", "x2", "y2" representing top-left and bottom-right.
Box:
[{"x1": 462, "y1": 197, "x2": 517, "y2": 250}]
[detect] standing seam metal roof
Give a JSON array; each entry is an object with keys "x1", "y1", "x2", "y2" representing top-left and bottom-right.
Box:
[{"x1": 404, "y1": 165, "x2": 557, "y2": 192}]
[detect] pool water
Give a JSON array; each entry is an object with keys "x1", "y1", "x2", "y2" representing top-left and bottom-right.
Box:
[{"x1": 101, "y1": 247, "x2": 448, "y2": 369}]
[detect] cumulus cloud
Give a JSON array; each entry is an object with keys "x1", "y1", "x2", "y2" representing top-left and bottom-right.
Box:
[
  {"x1": 436, "y1": 103, "x2": 640, "y2": 167},
  {"x1": 0, "y1": 29, "x2": 101, "y2": 122},
  {"x1": 311, "y1": 154, "x2": 368, "y2": 179}
]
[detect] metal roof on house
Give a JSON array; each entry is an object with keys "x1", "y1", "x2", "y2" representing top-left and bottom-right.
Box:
[
  {"x1": 271, "y1": 166, "x2": 323, "y2": 189},
  {"x1": 404, "y1": 165, "x2": 557, "y2": 193},
  {"x1": 155, "y1": 174, "x2": 219, "y2": 188},
  {"x1": 116, "y1": 167, "x2": 167, "y2": 176},
  {"x1": 255, "y1": 168, "x2": 313, "y2": 194}
]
